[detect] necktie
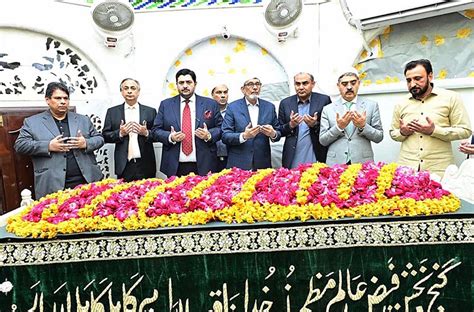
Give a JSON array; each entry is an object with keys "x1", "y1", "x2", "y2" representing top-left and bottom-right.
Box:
[
  {"x1": 181, "y1": 100, "x2": 193, "y2": 155},
  {"x1": 127, "y1": 106, "x2": 140, "y2": 160}
]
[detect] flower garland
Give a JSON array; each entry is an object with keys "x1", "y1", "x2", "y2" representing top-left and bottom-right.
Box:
[
  {"x1": 375, "y1": 163, "x2": 397, "y2": 200},
  {"x1": 6, "y1": 162, "x2": 462, "y2": 238},
  {"x1": 186, "y1": 169, "x2": 231, "y2": 203},
  {"x1": 337, "y1": 163, "x2": 362, "y2": 201},
  {"x1": 296, "y1": 162, "x2": 327, "y2": 205}
]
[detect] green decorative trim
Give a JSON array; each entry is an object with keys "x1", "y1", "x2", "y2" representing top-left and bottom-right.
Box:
[{"x1": 1, "y1": 218, "x2": 472, "y2": 266}]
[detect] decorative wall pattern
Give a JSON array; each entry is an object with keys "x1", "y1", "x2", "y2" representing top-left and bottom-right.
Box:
[
  {"x1": 82, "y1": 0, "x2": 263, "y2": 11},
  {"x1": 0, "y1": 36, "x2": 98, "y2": 97},
  {"x1": 0, "y1": 28, "x2": 111, "y2": 177},
  {"x1": 164, "y1": 36, "x2": 289, "y2": 103},
  {"x1": 1, "y1": 217, "x2": 472, "y2": 266},
  {"x1": 354, "y1": 12, "x2": 474, "y2": 86}
]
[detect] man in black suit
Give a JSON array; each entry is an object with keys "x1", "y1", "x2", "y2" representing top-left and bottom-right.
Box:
[
  {"x1": 103, "y1": 78, "x2": 157, "y2": 181},
  {"x1": 278, "y1": 72, "x2": 332, "y2": 168}
]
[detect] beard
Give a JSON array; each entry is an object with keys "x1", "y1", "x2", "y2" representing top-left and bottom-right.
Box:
[
  {"x1": 246, "y1": 94, "x2": 258, "y2": 102},
  {"x1": 409, "y1": 83, "x2": 429, "y2": 99}
]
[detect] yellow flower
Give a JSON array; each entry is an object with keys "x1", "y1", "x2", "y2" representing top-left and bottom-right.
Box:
[
  {"x1": 456, "y1": 27, "x2": 471, "y2": 39},
  {"x1": 434, "y1": 35, "x2": 445, "y2": 46},
  {"x1": 296, "y1": 163, "x2": 327, "y2": 205},
  {"x1": 337, "y1": 164, "x2": 362, "y2": 200},
  {"x1": 437, "y1": 69, "x2": 448, "y2": 80}
]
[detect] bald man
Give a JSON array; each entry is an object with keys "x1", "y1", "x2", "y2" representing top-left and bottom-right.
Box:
[{"x1": 212, "y1": 84, "x2": 229, "y2": 171}]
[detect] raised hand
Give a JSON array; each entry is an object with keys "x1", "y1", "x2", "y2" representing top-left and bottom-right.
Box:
[
  {"x1": 289, "y1": 110, "x2": 303, "y2": 128},
  {"x1": 303, "y1": 112, "x2": 318, "y2": 128},
  {"x1": 399, "y1": 118, "x2": 415, "y2": 136},
  {"x1": 459, "y1": 139, "x2": 474, "y2": 155},
  {"x1": 195, "y1": 122, "x2": 211, "y2": 140},
  {"x1": 48, "y1": 135, "x2": 71, "y2": 153},
  {"x1": 336, "y1": 111, "x2": 352, "y2": 130},
  {"x1": 68, "y1": 129, "x2": 87, "y2": 149},
  {"x1": 170, "y1": 125, "x2": 185, "y2": 142},
  {"x1": 352, "y1": 111, "x2": 366, "y2": 129},
  {"x1": 133, "y1": 120, "x2": 148, "y2": 136},
  {"x1": 119, "y1": 120, "x2": 134, "y2": 137},
  {"x1": 243, "y1": 122, "x2": 260, "y2": 140},
  {"x1": 407, "y1": 116, "x2": 435, "y2": 135},
  {"x1": 259, "y1": 124, "x2": 277, "y2": 138}
]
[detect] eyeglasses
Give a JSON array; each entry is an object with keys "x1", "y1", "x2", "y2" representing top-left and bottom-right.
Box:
[{"x1": 244, "y1": 82, "x2": 262, "y2": 88}]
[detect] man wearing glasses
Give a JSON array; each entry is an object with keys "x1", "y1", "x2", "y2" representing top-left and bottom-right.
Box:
[
  {"x1": 320, "y1": 71, "x2": 383, "y2": 165},
  {"x1": 222, "y1": 77, "x2": 281, "y2": 170}
]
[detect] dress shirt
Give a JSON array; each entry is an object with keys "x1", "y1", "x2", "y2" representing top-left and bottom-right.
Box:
[
  {"x1": 179, "y1": 94, "x2": 197, "y2": 162},
  {"x1": 239, "y1": 98, "x2": 260, "y2": 143},
  {"x1": 125, "y1": 103, "x2": 141, "y2": 160},
  {"x1": 290, "y1": 99, "x2": 316, "y2": 168},
  {"x1": 216, "y1": 107, "x2": 228, "y2": 157},
  {"x1": 390, "y1": 87, "x2": 472, "y2": 177}
]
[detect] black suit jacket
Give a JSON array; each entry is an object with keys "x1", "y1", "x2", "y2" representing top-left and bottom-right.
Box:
[
  {"x1": 278, "y1": 92, "x2": 331, "y2": 167},
  {"x1": 103, "y1": 103, "x2": 157, "y2": 178}
]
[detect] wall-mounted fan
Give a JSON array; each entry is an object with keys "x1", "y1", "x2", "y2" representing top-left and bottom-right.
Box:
[
  {"x1": 263, "y1": 0, "x2": 303, "y2": 42},
  {"x1": 91, "y1": 0, "x2": 135, "y2": 47}
]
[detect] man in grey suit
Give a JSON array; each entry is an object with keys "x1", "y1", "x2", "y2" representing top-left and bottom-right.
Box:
[
  {"x1": 15, "y1": 82, "x2": 104, "y2": 199},
  {"x1": 319, "y1": 71, "x2": 383, "y2": 165}
]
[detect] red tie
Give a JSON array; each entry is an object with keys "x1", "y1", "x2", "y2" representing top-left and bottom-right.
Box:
[{"x1": 182, "y1": 100, "x2": 193, "y2": 155}]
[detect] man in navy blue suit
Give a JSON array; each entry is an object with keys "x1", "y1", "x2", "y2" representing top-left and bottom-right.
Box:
[
  {"x1": 278, "y1": 72, "x2": 331, "y2": 168},
  {"x1": 222, "y1": 77, "x2": 281, "y2": 170},
  {"x1": 151, "y1": 69, "x2": 222, "y2": 177}
]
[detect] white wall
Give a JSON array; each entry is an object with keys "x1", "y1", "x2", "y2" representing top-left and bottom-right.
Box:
[{"x1": 1, "y1": 0, "x2": 472, "y2": 175}]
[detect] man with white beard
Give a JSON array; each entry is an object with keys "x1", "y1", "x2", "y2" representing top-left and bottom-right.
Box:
[{"x1": 222, "y1": 77, "x2": 281, "y2": 170}]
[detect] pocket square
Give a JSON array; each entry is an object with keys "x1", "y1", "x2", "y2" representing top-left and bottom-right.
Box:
[{"x1": 204, "y1": 110, "x2": 212, "y2": 119}]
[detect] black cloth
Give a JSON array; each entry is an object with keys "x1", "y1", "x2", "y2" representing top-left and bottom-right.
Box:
[
  {"x1": 53, "y1": 115, "x2": 85, "y2": 187},
  {"x1": 103, "y1": 103, "x2": 157, "y2": 180},
  {"x1": 176, "y1": 162, "x2": 198, "y2": 177}
]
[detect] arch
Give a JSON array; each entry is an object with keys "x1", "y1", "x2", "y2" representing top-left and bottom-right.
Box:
[{"x1": 163, "y1": 35, "x2": 290, "y2": 104}]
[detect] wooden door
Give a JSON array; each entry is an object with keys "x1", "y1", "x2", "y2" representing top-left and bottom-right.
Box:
[{"x1": 0, "y1": 107, "x2": 47, "y2": 213}]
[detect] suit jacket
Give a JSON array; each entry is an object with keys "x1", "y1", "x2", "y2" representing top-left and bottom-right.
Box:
[
  {"x1": 151, "y1": 94, "x2": 222, "y2": 177},
  {"x1": 222, "y1": 97, "x2": 281, "y2": 170},
  {"x1": 102, "y1": 103, "x2": 157, "y2": 178},
  {"x1": 278, "y1": 92, "x2": 331, "y2": 167},
  {"x1": 319, "y1": 97, "x2": 383, "y2": 166},
  {"x1": 14, "y1": 110, "x2": 104, "y2": 199}
]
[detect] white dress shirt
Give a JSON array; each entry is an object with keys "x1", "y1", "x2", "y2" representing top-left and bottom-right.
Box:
[
  {"x1": 239, "y1": 98, "x2": 260, "y2": 143},
  {"x1": 125, "y1": 103, "x2": 141, "y2": 160}
]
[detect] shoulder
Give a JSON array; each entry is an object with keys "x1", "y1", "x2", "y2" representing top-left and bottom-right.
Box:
[
  {"x1": 71, "y1": 112, "x2": 90, "y2": 120},
  {"x1": 280, "y1": 94, "x2": 297, "y2": 105},
  {"x1": 259, "y1": 98, "x2": 274, "y2": 107},
  {"x1": 358, "y1": 97, "x2": 377, "y2": 106},
  {"x1": 139, "y1": 103, "x2": 156, "y2": 111},
  {"x1": 228, "y1": 98, "x2": 245, "y2": 109},
  {"x1": 311, "y1": 92, "x2": 331, "y2": 101},
  {"x1": 196, "y1": 94, "x2": 214, "y2": 103},
  {"x1": 106, "y1": 103, "x2": 123, "y2": 112},
  {"x1": 24, "y1": 111, "x2": 47, "y2": 123},
  {"x1": 432, "y1": 87, "x2": 461, "y2": 100},
  {"x1": 161, "y1": 95, "x2": 179, "y2": 105}
]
